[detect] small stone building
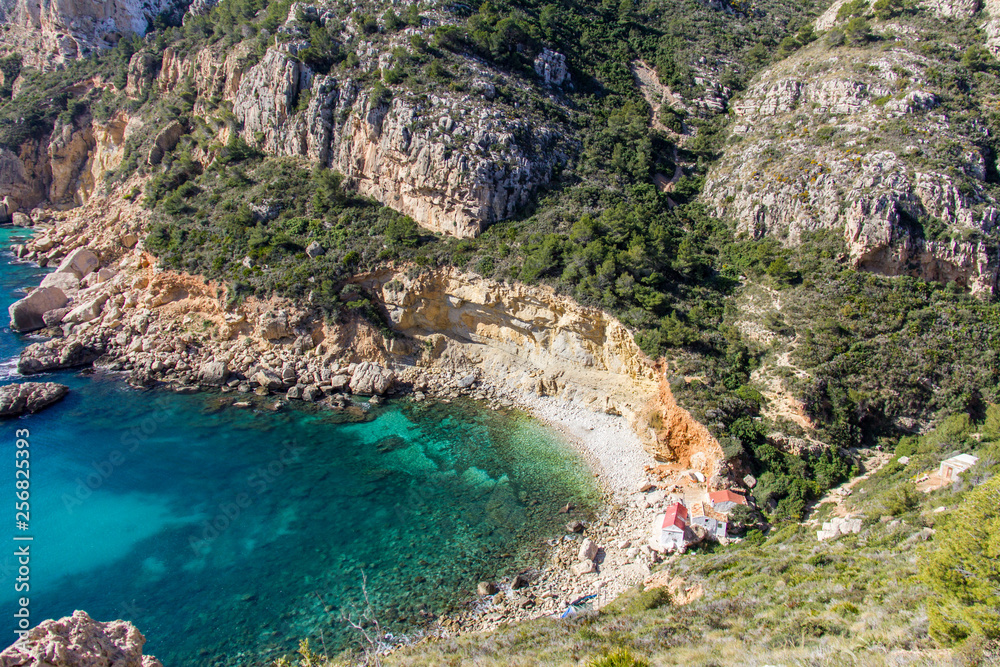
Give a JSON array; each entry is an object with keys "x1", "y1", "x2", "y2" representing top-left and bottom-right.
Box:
[{"x1": 939, "y1": 454, "x2": 979, "y2": 481}]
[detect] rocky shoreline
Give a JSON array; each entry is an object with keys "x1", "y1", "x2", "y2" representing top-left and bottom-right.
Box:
[{"x1": 4, "y1": 217, "x2": 707, "y2": 655}]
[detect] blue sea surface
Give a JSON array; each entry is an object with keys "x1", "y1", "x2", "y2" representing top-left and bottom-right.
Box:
[{"x1": 0, "y1": 227, "x2": 600, "y2": 665}]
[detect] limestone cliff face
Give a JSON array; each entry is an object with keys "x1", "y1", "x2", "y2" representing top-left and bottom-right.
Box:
[
  {"x1": 703, "y1": 39, "x2": 1000, "y2": 293},
  {"x1": 0, "y1": 0, "x2": 185, "y2": 69},
  {"x1": 0, "y1": 108, "x2": 136, "y2": 217},
  {"x1": 143, "y1": 43, "x2": 567, "y2": 238},
  {"x1": 226, "y1": 48, "x2": 565, "y2": 237},
  {"x1": 986, "y1": 0, "x2": 1000, "y2": 56},
  {"x1": 358, "y1": 266, "x2": 659, "y2": 419}
]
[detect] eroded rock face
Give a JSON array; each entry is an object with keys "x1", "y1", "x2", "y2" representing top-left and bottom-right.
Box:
[
  {"x1": 224, "y1": 48, "x2": 567, "y2": 238},
  {"x1": 703, "y1": 43, "x2": 1000, "y2": 294},
  {"x1": 0, "y1": 610, "x2": 161, "y2": 666},
  {"x1": 0, "y1": 382, "x2": 68, "y2": 416},
  {"x1": 0, "y1": 0, "x2": 185, "y2": 69},
  {"x1": 360, "y1": 266, "x2": 658, "y2": 422}
]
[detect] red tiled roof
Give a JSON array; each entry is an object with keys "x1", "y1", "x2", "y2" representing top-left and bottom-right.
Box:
[
  {"x1": 709, "y1": 490, "x2": 748, "y2": 506},
  {"x1": 662, "y1": 502, "x2": 687, "y2": 531}
]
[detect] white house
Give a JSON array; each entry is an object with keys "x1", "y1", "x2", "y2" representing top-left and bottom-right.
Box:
[
  {"x1": 939, "y1": 454, "x2": 979, "y2": 481},
  {"x1": 690, "y1": 514, "x2": 728, "y2": 540},
  {"x1": 659, "y1": 502, "x2": 688, "y2": 551}
]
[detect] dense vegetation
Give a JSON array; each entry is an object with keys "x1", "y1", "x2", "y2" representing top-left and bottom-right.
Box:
[
  {"x1": 124, "y1": 0, "x2": 1000, "y2": 526},
  {"x1": 3, "y1": 0, "x2": 1000, "y2": 660}
]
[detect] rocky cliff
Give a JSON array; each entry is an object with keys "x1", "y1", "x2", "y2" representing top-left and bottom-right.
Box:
[
  {"x1": 359, "y1": 266, "x2": 658, "y2": 419},
  {"x1": 0, "y1": 105, "x2": 138, "y2": 220},
  {"x1": 0, "y1": 0, "x2": 185, "y2": 69},
  {"x1": 139, "y1": 41, "x2": 567, "y2": 237},
  {"x1": 703, "y1": 11, "x2": 1000, "y2": 294}
]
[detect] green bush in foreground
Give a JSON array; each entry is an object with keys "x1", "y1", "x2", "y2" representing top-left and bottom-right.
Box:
[{"x1": 921, "y1": 476, "x2": 1000, "y2": 645}]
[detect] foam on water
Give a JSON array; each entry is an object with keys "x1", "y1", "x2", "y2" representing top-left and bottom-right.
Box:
[{"x1": 0, "y1": 227, "x2": 601, "y2": 665}]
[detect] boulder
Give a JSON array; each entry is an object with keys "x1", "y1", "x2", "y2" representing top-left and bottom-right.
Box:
[
  {"x1": 9, "y1": 287, "x2": 68, "y2": 332},
  {"x1": 42, "y1": 307, "x2": 70, "y2": 328},
  {"x1": 0, "y1": 610, "x2": 162, "y2": 667},
  {"x1": 0, "y1": 382, "x2": 69, "y2": 417},
  {"x1": 306, "y1": 241, "x2": 325, "y2": 257},
  {"x1": 329, "y1": 374, "x2": 349, "y2": 391},
  {"x1": 63, "y1": 296, "x2": 107, "y2": 325},
  {"x1": 40, "y1": 272, "x2": 80, "y2": 292},
  {"x1": 199, "y1": 360, "x2": 229, "y2": 385},
  {"x1": 121, "y1": 233, "x2": 138, "y2": 248},
  {"x1": 18, "y1": 341, "x2": 101, "y2": 375},
  {"x1": 571, "y1": 560, "x2": 597, "y2": 576},
  {"x1": 511, "y1": 573, "x2": 531, "y2": 590},
  {"x1": 477, "y1": 581, "x2": 498, "y2": 596},
  {"x1": 94, "y1": 268, "x2": 117, "y2": 284},
  {"x1": 285, "y1": 385, "x2": 303, "y2": 400},
  {"x1": 260, "y1": 314, "x2": 290, "y2": 340},
  {"x1": 55, "y1": 248, "x2": 99, "y2": 279},
  {"x1": 457, "y1": 373, "x2": 476, "y2": 389},
  {"x1": 11, "y1": 212, "x2": 30, "y2": 227},
  {"x1": 349, "y1": 361, "x2": 395, "y2": 396},
  {"x1": 302, "y1": 384, "x2": 323, "y2": 402},
  {"x1": 566, "y1": 520, "x2": 585, "y2": 533},
  {"x1": 579, "y1": 538, "x2": 599, "y2": 562},
  {"x1": 253, "y1": 370, "x2": 283, "y2": 390}
]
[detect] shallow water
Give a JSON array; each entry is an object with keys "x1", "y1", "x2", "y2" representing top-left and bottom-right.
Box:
[{"x1": 0, "y1": 227, "x2": 601, "y2": 665}]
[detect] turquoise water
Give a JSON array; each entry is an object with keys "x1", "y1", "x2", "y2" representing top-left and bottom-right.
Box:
[{"x1": 0, "y1": 227, "x2": 600, "y2": 665}]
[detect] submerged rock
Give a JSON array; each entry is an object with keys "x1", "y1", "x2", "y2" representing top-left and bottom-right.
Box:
[
  {"x1": 0, "y1": 382, "x2": 68, "y2": 417},
  {"x1": 477, "y1": 581, "x2": 499, "y2": 596},
  {"x1": 0, "y1": 609, "x2": 162, "y2": 667}
]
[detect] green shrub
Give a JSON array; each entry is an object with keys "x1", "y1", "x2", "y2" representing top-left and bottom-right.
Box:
[{"x1": 587, "y1": 648, "x2": 650, "y2": 667}]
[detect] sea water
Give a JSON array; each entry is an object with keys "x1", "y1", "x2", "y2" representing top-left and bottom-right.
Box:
[{"x1": 0, "y1": 227, "x2": 601, "y2": 665}]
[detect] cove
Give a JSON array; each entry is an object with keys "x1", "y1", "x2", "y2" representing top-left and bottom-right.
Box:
[{"x1": 0, "y1": 227, "x2": 601, "y2": 665}]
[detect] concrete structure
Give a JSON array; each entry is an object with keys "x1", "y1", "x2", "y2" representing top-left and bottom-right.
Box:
[
  {"x1": 939, "y1": 454, "x2": 979, "y2": 481},
  {"x1": 708, "y1": 489, "x2": 748, "y2": 513},
  {"x1": 690, "y1": 514, "x2": 727, "y2": 540}
]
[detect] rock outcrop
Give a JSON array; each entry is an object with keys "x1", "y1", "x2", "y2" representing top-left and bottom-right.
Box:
[
  {"x1": 137, "y1": 34, "x2": 568, "y2": 238},
  {"x1": 360, "y1": 266, "x2": 658, "y2": 422},
  {"x1": 0, "y1": 382, "x2": 69, "y2": 416},
  {"x1": 0, "y1": 610, "x2": 161, "y2": 666},
  {"x1": 9, "y1": 286, "x2": 68, "y2": 332},
  {"x1": 225, "y1": 47, "x2": 566, "y2": 237},
  {"x1": 703, "y1": 38, "x2": 1000, "y2": 294},
  {"x1": 18, "y1": 339, "x2": 103, "y2": 374},
  {"x1": 348, "y1": 361, "x2": 395, "y2": 395},
  {"x1": 0, "y1": 0, "x2": 185, "y2": 69}
]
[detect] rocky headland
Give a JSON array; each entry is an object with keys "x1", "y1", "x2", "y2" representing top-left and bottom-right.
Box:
[
  {"x1": 0, "y1": 381, "x2": 68, "y2": 416},
  {"x1": 0, "y1": 610, "x2": 161, "y2": 667}
]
